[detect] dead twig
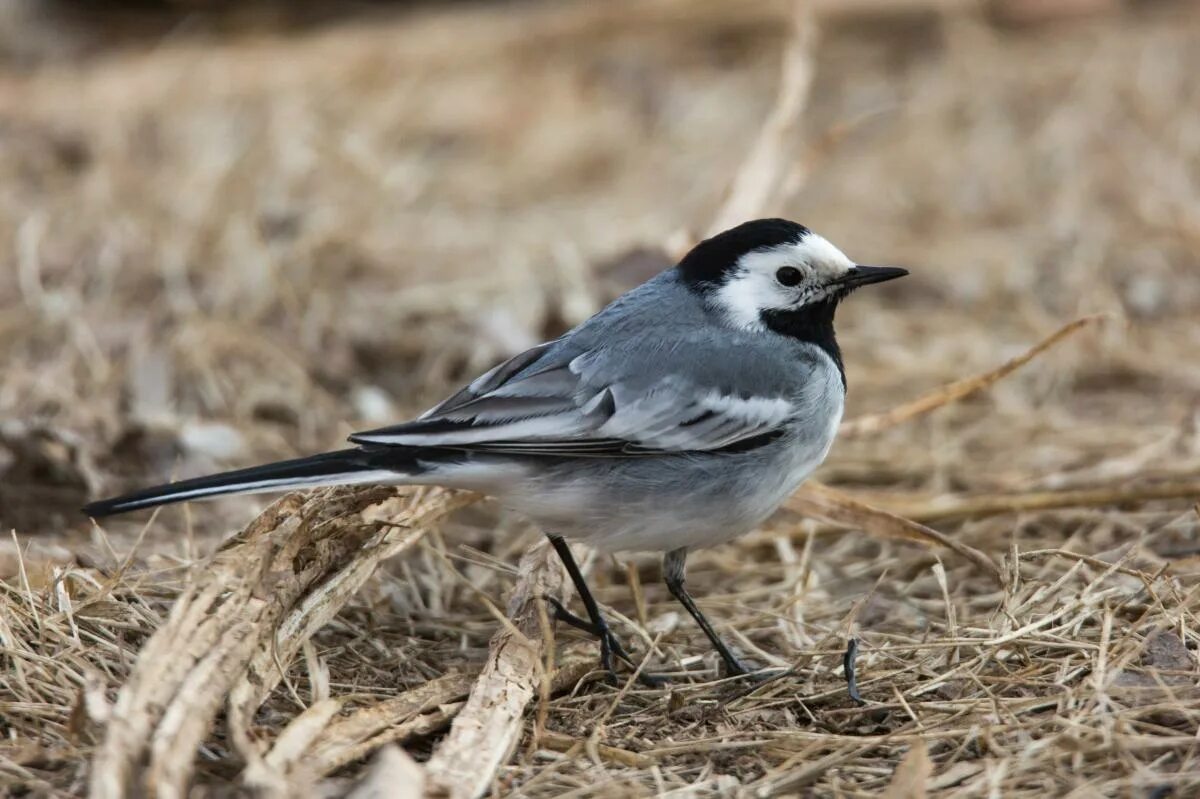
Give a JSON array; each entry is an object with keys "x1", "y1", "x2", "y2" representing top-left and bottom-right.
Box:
[
  {"x1": 871, "y1": 480, "x2": 1200, "y2": 525},
  {"x1": 89, "y1": 486, "x2": 470, "y2": 799},
  {"x1": 423, "y1": 541, "x2": 569, "y2": 799},
  {"x1": 345, "y1": 745, "x2": 426, "y2": 799},
  {"x1": 537, "y1": 730, "x2": 656, "y2": 768},
  {"x1": 786, "y1": 481, "x2": 1002, "y2": 580},
  {"x1": 706, "y1": 1, "x2": 818, "y2": 237},
  {"x1": 841, "y1": 315, "x2": 1109, "y2": 437},
  {"x1": 304, "y1": 673, "x2": 474, "y2": 777},
  {"x1": 229, "y1": 489, "x2": 479, "y2": 792}
]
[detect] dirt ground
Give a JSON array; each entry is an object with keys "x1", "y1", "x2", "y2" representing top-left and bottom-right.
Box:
[{"x1": 2, "y1": 0, "x2": 1200, "y2": 796}]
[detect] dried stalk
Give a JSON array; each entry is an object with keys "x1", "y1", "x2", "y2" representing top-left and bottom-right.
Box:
[
  {"x1": 89, "y1": 486, "x2": 470, "y2": 798},
  {"x1": 841, "y1": 315, "x2": 1108, "y2": 437},
  {"x1": 537, "y1": 730, "x2": 656, "y2": 768},
  {"x1": 305, "y1": 672, "x2": 474, "y2": 777},
  {"x1": 786, "y1": 482, "x2": 1001, "y2": 580},
  {"x1": 424, "y1": 541, "x2": 569, "y2": 799},
  {"x1": 345, "y1": 745, "x2": 426, "y2": 799},
  {"x1": 707, "y1": 0, "x2": 818, "y2": 237},
  {"x1": 872, "y1": 480, "x2": 1200, "y2": 525},
  {"x1": 230, "y1": 489, "x2": 478, "y2": 792}
]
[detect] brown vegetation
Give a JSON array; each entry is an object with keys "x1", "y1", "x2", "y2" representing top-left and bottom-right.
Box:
[{"x1": 2, "y1": 0, "x2": 1199, "y2": 795}]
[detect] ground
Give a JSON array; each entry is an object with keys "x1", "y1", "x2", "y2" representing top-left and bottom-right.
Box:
[{"x1": 1, "y1": 0, "x2": 1199, "y2": 796}]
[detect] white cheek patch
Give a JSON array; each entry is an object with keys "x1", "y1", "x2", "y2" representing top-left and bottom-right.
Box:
[
  {"x1": 709, "y1": 233, "x2": 856, "y2": 329},
  {"x1": 712, "y1": 269, "x2": 774, "y2": 330}
]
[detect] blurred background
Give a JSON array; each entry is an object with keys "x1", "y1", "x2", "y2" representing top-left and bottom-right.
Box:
[
  {"x1": 2, "y1": 0, "x2": 1200, "y2": 792},
  {"x1": 3, "y1": 0, "x2": 1196, "y2": 547}
]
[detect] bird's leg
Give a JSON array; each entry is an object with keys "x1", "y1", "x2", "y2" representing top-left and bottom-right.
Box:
[
  {"x1": 545, "y1": 534, "x2": 634, "y2": 673},
  {"x1": 663, "y1": 547, "x2": 753, "y2": 677},
  {"x1": 545, "y1": 534, "x2": 661, "y2": 686}
]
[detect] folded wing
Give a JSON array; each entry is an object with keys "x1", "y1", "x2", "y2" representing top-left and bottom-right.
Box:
[{"x1": 349, "y1": 343, "x2": 798, "y2": 456}]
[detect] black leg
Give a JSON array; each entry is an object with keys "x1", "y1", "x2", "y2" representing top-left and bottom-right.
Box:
[
  {"x1": 663, "y1": 548, "x2": 753, "y2": 677},
  {"x1": 545, "y1": 534, "x2": 661, "y2": 685},
  {"x1": 843, "y1": 637, "x2": 864, "y2": 705}
]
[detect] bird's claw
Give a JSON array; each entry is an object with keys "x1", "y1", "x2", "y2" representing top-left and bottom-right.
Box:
[{"x1": 543, "y1": 594, "x2": 666, "y2": 687}]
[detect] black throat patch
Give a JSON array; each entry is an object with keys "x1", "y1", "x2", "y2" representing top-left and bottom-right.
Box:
[{"x1": 760, "y1": 298, "x2": 846, "y2": 389}]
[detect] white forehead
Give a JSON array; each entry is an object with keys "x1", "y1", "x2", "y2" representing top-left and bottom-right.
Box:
[{"x1": 737, "y1": 232, "x2": 854, "y2": 278}]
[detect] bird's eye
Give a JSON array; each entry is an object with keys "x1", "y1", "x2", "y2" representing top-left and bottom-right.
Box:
[{"x1": 775, "y1": 267, "x2": 803, "y2": 287}]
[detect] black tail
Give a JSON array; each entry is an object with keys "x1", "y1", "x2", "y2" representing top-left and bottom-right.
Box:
[{"x1": 82, "y1": 447, "x2": 416, "y2": 518}]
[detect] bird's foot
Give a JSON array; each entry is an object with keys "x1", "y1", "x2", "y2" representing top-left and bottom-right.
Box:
[
  {"x1": 544, "y1": 595, "x2": 666, "y2": 687},
  {"x1": 707, "y1": 645, "x2": 774, "y2": 683},
  {"x1": 721, "y1": 656, "x2": 754, "y2": 678}
]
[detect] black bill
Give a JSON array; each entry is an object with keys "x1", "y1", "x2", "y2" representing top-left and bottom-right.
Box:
[{"x1": 841, "y1": 265, "x2": 909, "y2": 288}]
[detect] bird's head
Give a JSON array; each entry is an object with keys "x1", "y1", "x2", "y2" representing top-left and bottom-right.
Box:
[{"x1": 677, "y1": 218, "x2": 908, "y2": 332}]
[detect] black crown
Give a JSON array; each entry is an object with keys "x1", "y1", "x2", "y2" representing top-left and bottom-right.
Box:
[{"x1": 677, "y1": 218, "x2": 811, "y2": 286}]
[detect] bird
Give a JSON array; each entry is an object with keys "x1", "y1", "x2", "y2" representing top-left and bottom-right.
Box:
[{"x1": 83, "y1": 218, "x2": 907, "y2": 683}]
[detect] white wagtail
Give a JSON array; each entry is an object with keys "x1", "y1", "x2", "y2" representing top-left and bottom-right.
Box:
[{"x1": 85, "y1": 218, "x2": 907, "y2": 681}]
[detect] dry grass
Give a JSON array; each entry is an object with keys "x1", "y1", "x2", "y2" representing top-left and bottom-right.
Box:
[{"x1": 3, "y1": 0, "x2": 1200, "y2": 796}]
